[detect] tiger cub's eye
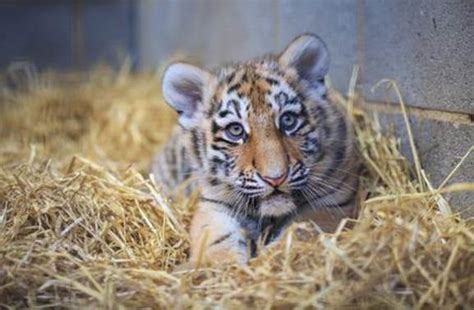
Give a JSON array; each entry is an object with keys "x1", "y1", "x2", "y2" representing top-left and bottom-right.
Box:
[
  {"x1": 279, "y1": 112, "x2": 298, "y2": 132},
  {"x1": 225, "y1": 123, "x2": 245, "y2": 140}
]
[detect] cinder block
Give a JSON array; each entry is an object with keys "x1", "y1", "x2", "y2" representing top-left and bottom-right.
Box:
[
  {"x1": 376, "y1": 111, "x2": 474, "y2": 217},
  {"x1": 0, "y1": 1, "x2": 135, "y2": 70},
  {"x1": 0, "y1": 4, "x2": 73, "y2": 70},
  {"x1": 137, "y1": 0, "x2": 277, "y2": 69},
  {"x1": 81, "y1": 2, "x2": 135, "y2": 68},
  {"x1": 361, "y1": 0, "x2": 474, "y2": 114}
]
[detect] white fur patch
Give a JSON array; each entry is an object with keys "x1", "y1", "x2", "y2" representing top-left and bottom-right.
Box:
[{"x1": 259, "y1": 194, "x2": 296, "y2": 217}]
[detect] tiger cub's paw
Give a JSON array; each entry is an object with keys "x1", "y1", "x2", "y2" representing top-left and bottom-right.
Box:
[{"x1": 190, "y1": 238, "x2": 248, "y2": 268}]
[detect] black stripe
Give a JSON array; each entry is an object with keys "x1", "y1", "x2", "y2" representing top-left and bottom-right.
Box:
[
  {"x1": 199, "y1": 196, "x2": 233, "y2": 209},
  {"x1": 209, "y1": 233, "x2": 233, "y2": 247},
  {"x1": 206, "y1": 101, "x2": 216, "y2": 118},
  {"x1": 200, "y1": 131, "x2": 207, "y2": 159},
  {"x1": 218, "y1": 110, "x2": 231, "y2": 118},
  {"x1": 211, "y1": 121, "x2": 221, "y2": 134},
  {"x1": 214, "y1": 137, "x2": 239, "y2": 146},
  {"x1": 227, "y1": 83, "x2": 241, "y2": 93},
  {"x1": 190, "y1": 129, "x2": 202, "y2": 165},
  {"x1": 211, "y1": 156, "x2": 225, "y2": 166},
  {"x1": 169, "y1": 146, "x2": 178, "y2": 181},
  {"x1": 237, "y1": 238, "x2": 256, "y2": 258},
  {"x1": 259, "y1": 214, "x2": 293, "y2": 246},
  {"x1": 290, "y1": 162, "x2": 303, "y2": 177},
  {"x1": 274, "y1": 91, "x2": 289, "y2": 106},
  {"x1": 300, "y1": 101, "x2": 309, "y2": 116},
  {"x1": 265, "y1": 77, "x2": 279, "y2": 85},
  {"x1": 249, "y1": 240, "x2": 257, "y2": 258},
  {"x1": 229, "y1": 99, "x2": 241, "y2": 119},
  {"x1": 224, "y1": 157, "x2": 232, "y2": 177},
  {"x1": 226, "y1": 72, "x2": 236, "y2": 84},
  {"x1": 242, "y1": 185, "x2": 263, "y2": 190},
  {"x1": 210, "y1": 164, "x2": 218, "y2": 175},
  {"x1": 336, "y1": 194, "x2": 356, "y2": 208},
  {"x1": 209, "y1": 177, "x2": 222, "y2": 186},
  {"x1": 303, "y1": 137, "x2": 320, "y2": 156},
  {"x1": 287, "y1": 96, "x2": 300, "y2": 105},
  {"x1": 298, "y1": 122, "x2": 315, "y2": 136},
  {"x1": 290, "y1": 174, "x2": 307, "y2": 184},
  {"x1": 179, "y1": 146, "x2": 188, "y2": 178},
  {"x1": 207, "y1": 99, "x2": 223, "y2": 118},
  {"x1": 303, "y1": 135, "x2": 319, "y2": 145},
  {"x1": 211, "y1": 144, "x2": 228, "y2": 151}
]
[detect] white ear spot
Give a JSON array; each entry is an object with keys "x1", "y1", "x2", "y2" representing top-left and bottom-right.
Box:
[
  {"x1": 279, "y1": 34, "x2": 330, "y2": 85},
  {"x1": 162, "y1": 63, "x2": 215, "y2": 129}
]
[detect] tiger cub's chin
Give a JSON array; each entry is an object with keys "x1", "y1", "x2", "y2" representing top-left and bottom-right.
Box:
[
  {"x1": 259, "y1": 193, "x2": 296, "y2": 217},
  {"x1": 151, "y1": 33, "x2": 359, "y2": 266}
]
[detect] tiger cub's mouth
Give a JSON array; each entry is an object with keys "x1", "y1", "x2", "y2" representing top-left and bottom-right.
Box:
[{"x1": 267, "y1": 189, "x2": 286, "y2": 198}]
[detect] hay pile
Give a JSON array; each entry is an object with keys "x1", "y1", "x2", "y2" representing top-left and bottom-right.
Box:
[{"x1": 0, "y1": 66, "x2": 473, "y2": 308}]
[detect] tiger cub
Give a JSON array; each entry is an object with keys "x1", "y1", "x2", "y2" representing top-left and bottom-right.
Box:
[{"x1": 152, "y1": 34, "x2": 359, "y2": 265}]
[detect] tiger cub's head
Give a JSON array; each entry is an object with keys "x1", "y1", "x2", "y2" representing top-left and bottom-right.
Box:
[{"x1": 162, "y1": 34, "x2": 351, "y2": 216}]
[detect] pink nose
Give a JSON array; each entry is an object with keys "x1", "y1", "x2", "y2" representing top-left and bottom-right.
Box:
[{"x1": 261, "y1": 172, "x2": 287, "y2": 188}]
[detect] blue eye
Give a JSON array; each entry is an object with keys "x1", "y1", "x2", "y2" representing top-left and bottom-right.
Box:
[
  {"x1": 225, "y1": 123, "x2": 245, "y2": 140},
  {"x1": 279, "y1": 112, "x2": 298, "y2": 132}
]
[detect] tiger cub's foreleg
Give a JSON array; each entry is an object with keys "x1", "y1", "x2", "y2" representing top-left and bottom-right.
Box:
[{"x1": 189, "y1": 200, "x2": 248, "y2": 266}]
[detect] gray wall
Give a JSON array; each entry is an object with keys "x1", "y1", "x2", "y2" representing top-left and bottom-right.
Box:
[
  {"x1": 0, "y1": 0, "x2": 473, "y2": 214},
  {"x1": 0, "y1": 0, "x2": 137, "y2": 70}
]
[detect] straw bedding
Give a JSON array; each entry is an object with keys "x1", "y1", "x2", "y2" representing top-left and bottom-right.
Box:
[{"x1": 0, "y1": 67, "x2": 473, "y2": 309}]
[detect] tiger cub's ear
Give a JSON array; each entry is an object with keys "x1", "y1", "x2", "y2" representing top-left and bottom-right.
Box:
[
  {"x1": 162, "y1": 63, "x2": 216, "y2": 129},
  {"x1": 279, "y1": 34, "x2": 330, "y2": 86}
]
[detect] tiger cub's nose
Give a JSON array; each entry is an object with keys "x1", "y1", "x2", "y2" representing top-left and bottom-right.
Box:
[{"x1": 261, "y1": 171, "x2": 288, "y2": 188}]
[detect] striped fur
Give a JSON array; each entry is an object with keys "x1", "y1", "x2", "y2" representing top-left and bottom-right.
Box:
[{"x1": 151, "y1": 34, "x2": 360, "y2": 265}]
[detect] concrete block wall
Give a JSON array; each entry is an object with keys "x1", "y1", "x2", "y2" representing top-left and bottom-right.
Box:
[
  {"x1": 358, "y1": 0, "x2": 474, "y2": 214},
  {"x1": 361, "y1": 0, "x2": 473, "y2": 114}
]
